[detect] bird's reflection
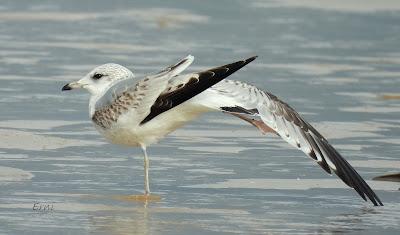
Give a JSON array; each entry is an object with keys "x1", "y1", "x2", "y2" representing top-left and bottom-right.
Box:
[{"x1": 89, "y1": 200, "x2": 152, "y2": 235}]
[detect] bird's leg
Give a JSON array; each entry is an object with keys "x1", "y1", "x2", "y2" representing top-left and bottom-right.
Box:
[{"x1": 141, "y1": 145, "x2": 150, "y2": 195}]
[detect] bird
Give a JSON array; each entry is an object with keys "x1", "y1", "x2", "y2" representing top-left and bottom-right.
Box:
[{"x1": 62, "y1": 55, "x2": 383, "y2": 206}]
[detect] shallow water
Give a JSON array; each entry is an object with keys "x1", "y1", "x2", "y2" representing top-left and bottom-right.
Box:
[{"x1": 0, "y1": 0, "x2": 399, "y2": 234}]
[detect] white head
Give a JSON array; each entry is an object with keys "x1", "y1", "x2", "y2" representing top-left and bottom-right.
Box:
[{"x1": 62, "y1": 63, "x2": 134, "y2": 95}]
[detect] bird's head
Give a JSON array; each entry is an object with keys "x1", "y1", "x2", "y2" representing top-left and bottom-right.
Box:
[{"x1": 62, "y1": 63, "x2": 134, "y2": 95}]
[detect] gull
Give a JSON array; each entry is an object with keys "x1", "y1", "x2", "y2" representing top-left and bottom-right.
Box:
[{"x1": 62, "y1": 55, "x2": 383, "y2": 206}]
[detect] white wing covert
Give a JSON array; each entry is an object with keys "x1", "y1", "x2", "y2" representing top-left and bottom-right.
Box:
[{"x1": 131, "y1": 55, "x2": 195, "y2": 120}]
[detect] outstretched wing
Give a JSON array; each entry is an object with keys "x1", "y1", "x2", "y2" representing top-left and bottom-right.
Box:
[
  {"x1": 195, "y1": 79, "x2": 383, "y2": 206},
  {"x1": 139, "y1": 56, "x2": 258, "y2": 125}
]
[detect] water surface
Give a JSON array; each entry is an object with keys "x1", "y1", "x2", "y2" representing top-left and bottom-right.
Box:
[{"x1": 0, "y1": 0, "x2": 399, "y2": 234}]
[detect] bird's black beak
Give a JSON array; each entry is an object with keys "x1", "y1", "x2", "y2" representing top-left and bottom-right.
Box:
[
  {"x1": 62, "y1": 83, "x2": 72, "y2": 91},
  {"x1": 62, "y1": 81, "x2": 83, "y2": 91}
]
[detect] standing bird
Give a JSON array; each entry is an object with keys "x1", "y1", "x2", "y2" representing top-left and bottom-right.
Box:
[{"x1": 62, "y1": 55, "x2": 383, "y2": 206}]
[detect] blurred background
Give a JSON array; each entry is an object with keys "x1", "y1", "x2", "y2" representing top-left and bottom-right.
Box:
[{"x1": 0, "y1": 0, "x2": 399, "y2": 234}]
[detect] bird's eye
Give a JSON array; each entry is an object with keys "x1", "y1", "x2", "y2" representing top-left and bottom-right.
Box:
[{"x1": 93, "y1": 73, "x2": 103, "y2": 80}]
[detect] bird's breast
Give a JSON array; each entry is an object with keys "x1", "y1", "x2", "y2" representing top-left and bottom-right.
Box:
[{"x1": 93, "y1": 101, "x2": 210, "y2": 147}]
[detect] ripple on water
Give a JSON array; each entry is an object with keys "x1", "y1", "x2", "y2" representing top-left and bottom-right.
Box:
[
  {"x1": 0, "y1": 166, "x2": 33, "y2": 182},
  {"x1": 185, "y1": 178, "x2": 399, "y2": 191},
  {"x1": 0, "y1": 129, "x2": 101, "y2": 151}
]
